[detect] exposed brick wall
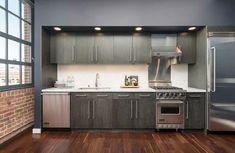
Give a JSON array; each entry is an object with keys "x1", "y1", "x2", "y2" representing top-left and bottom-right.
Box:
[{"x1": 0, "y1": 88, "x2": 34, "y2": 143}]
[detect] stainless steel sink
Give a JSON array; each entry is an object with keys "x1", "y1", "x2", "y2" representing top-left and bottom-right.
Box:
[{"x1": 78, "y1": 87, "x2": 111, "y2": 90}]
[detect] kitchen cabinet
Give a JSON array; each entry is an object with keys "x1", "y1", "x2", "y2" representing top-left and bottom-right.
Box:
[
  {"x1": 177, "y1": 33, "x2": 196, "y2": 64},
  {"x1": 71, "y1": 93, "x2": 93, "y2": 128},
  {"x1": 50, "y1": 33, "x2": 76, "y2": 64},
  {"x1": 113, "y1": 34, "x2": 133, "y2": 64},
  {"x1": 134, "y1": 93, "x2": 156, "y2": 128},
  {"x1": 112, "y1": 93, "x2": 134, "y2": 128},
  {"x1": 75, "y1": 34, "x2": 95, "y2": 64},
  {"x1": 132, "y1": 33, "x2": 152, "y2": 64},
  {"x1": 93, "y1": 93, "x2": 113, "y2": 128},
  {"x1": 185, "y1": 93, "x2": 205, "y2": 129},
  {"x1": 71, "y1": 93, "x2": 112, "y2": 129},
  {"x1": 42, "y1": 93, "x2": 70, "y2": 128},
  {"x1": 94, "y1": 34, "x2": 114, "y2": 64}
]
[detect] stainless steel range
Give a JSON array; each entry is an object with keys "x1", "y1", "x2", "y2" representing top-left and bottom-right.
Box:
[{"x1": 151, "y1": 85, "x2": 186, "y2": 130}]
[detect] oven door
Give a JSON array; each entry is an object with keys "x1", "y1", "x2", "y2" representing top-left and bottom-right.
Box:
[{"x1": 157, "y1": 100, "x2": 184, "y2": 124}]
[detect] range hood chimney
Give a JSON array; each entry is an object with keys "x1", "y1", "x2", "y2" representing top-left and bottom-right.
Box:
[{"x1": 151, "y1": 34, "x2": 182, "y2": 64}]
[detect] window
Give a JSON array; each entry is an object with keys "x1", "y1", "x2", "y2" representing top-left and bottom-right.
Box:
[{"x1": 0, "y1": 0, "x2": 33, "y2": 90}]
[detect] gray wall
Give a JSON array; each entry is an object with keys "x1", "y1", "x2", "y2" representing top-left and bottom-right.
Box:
[{"x1": 34, "y1": 0, "x2": 235, "y2": 128}]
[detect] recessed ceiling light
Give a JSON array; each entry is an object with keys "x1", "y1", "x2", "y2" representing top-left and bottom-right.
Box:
[
  {"x1": 135, "y1": 27, "x2": 142, "y2": 31},
  {"x1": 188, "y1": 27, "x2": 196, "y2": 31},
  {"x1": 54, "y1": 27, "x2": 61, "y2": 31},
  {"x1": 94, "y1": 27, "x2": 101, "y2": 31}
]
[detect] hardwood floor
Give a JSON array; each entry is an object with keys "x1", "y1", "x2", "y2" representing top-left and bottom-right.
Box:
[{"x1": 1, "y1": 130, "x2": 235, "y2": 153}]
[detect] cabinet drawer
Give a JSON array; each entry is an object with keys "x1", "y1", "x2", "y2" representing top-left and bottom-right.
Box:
[
  {"x1": 71, "y1": 93, "x2": 93, "y2": 98},
  {"x1": 93, "y1": 93, "x2": 112, "y2": 99},
  {"x1": 112, "y1": 93, "x2": 134, "y2": 99},
  {"x1": 134, "y1": 93, "x2": 156, "y2": 99}
]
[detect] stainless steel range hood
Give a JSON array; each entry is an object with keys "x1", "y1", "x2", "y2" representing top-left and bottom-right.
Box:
[{"x1": 151, "y1": 34, "x2": 182, "y2": 64}]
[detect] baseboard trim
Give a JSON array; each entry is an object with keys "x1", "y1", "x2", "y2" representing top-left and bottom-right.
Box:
[
  {"x1": 0, "y1": 122, "x2": 34, "y2": 145},
  {"x1": 32, "y1": 128, "x2": 41, "y2": 134}
]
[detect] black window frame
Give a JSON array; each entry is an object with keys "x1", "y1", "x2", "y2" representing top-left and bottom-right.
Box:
[{"x1": 0, "y1": 0, "x2": 34, "y2": 91}]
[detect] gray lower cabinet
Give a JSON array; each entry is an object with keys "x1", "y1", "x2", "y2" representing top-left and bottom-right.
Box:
[
  {"x1": 177, "y1": 33, "x2": 196, "y2": 64},
  {"x1": 185, "y1": 93, "x2": 205, "y2": 129},
  {"x1": 71, "y1": 93, "x2": 93, "y2": 128},
  {"x1": 50, "y1": 32, "x2": 76, "y2": 64},
  {"x1": 71, "y1": 92, "x2": 155, "y2": 129},
  {"x1": 112, "y1": 93, "x2": 134, "y2": 128},
  {"x1": 132, "y1": 33, "x2": 152, "y2": 64},
  {"x1": 134, "y1": 93, "x2": 156, "y2": 128},
  {"x1": 93, "y1": 93, "x2": 113, "y2": 128},
  {"x1": 94, "y1": 34, "x2": 114, "y2": 64},
  {"x1": 113, "y1": 34, "x2": 133, "y2": 64}
]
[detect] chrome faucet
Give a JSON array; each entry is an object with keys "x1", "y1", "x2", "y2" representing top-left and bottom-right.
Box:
[{"x1": 95, "y1": 73, "x2": 99, "y2": 87}]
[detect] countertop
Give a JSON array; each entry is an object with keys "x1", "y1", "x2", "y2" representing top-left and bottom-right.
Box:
[
  {"x1": 186, "y1": 87, "x2": 206, "y2": 93},
  {"x1": 41, "y1": 87, "x2": 156, "y2": 93}
]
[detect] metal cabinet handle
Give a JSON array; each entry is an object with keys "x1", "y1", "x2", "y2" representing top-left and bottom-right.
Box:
[
  {"x1": 135, "y1": 100, "x2": 138, "y2": 119},
  {"x1": 188, "y1": 95, "x2": 201, "y2": 98},
  {"x1": 75, "y1": 94, "x2": 87, "y2": 97},
  {"x1": 130, "y1": 100, "x2": 133, "y2": 119},
  {"x1": 129, "y1": 48, "x2": 132, "y2": 62},
  {"x1": 133, "y1": 47, "x2": 136, "y2": 62},
  {"x1": 91, "y1": 46, "x2": 94, "y2": 62},
  {"x1": 118, "y1": 94, "x2": 130, "y2": 97},
  {"x1": 96, "y1": 46, "x2": 98, "y2": 62},
  {"x1": 93, "y1": 100, "x2": 95, "y2": 119},
  {"x1": 211, "y1": 47, "x2": 216, "y2": 92},
  {"x1": 97, "y1": 94, "x2": 108, "y2": 97},
  {"x1": 139, "y1": 94, "x2": 151, "y2": 97},
  {"x1": 88, "y1": 100, "x2": 90, "y2": 119},
  {"x1": 186, "y1": 101, "x2": 189, "y2": 119},
  {"x1": 72, "y1": 46, "x2": 75, "y2": 62}
]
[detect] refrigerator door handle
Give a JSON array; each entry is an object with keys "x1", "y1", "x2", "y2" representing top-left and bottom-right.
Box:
[{"x1": 211, "y1": 47, "x2": 216, "y2": 92}]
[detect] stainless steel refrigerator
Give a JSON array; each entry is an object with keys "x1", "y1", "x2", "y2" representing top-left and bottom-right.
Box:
[{"x1": 208, "y1": 32, "x2": 235, "y2": 131}]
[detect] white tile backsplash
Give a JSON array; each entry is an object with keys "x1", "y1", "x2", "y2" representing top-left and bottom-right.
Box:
[
  {"x1": 57, "y1": 64, "x2": 149, "y2": 88},
  {"x1": 171, "y1": 64, "x2": 188, "y2": 89}
]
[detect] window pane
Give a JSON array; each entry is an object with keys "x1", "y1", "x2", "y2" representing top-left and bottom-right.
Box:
[
  {"x1": 8, "y1": 13, "x2": 20, "y2": 38},
  {"x1": 22, "y1": 65, "x2": 31, "y2": 84},
  {"x1": 8, "y1": 64, "x2": 20, "y2": 85},
  {"x1": 0, "y1": 63, "x2": 6, "y2": 86},
  {"x1": 22, "y1": 20, "x2": 31, "y2": 42},
  {"x1": 21, "y1": 44, "x2": 31, "y2": 62},
  {"x1": 0, "y1": 0, "x2": 5, "y2": 8},
  {"x1": 8, "y1": 0, "x2": 20, "y2": 16},
  {"x1": 8, "y1": 39, "x2": 20, "y2": 61},
  {"x1": 0, "y1": 8, "x2": 6, "y2": 33},
  {"x1": 0, "y1": 37, "x2": 6, "y2": 59},
  {"x1": 21, "y1": 1, "x2": 31, "y2": 23}
]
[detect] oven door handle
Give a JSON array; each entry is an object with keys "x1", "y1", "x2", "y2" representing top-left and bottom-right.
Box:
[{"x1": 157, "y1": 101, "x2": 184, "y2": 104}]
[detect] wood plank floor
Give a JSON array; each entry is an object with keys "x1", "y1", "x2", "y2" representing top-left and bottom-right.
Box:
[{"x1": 1, "y1": 130, "x2": 235, "y2": 153}]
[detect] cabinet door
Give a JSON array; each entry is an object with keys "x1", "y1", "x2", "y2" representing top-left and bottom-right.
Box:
[
  {"x1": 75, "y1": 34, "x2": 95, "y2": 64},
  {"x1": 71, "y1": 93, "x2": 92, "y2": 128},
  {"x1": 185, "y1": 93, "x2": 205, "y2": 129},
  {"x1": 112, "y1": 93, "x2": 134, "y2": 128},
  {"x1": 42, "y1": 93, "x2": 70, "y2": 128},
  {"x1": 134, "y1": 93, "x2": 156, "y2": 128},
  {"x1": 92, "y1": 93, "x2": 113, "y2": 128},
  {"x1": 133, "y1": 34, "x2": 151, "y2": 64},
  {"x1": 177, "y1": 33, "x2": 196, "y2": 64},
  {"x1": 95, "y1": 34, "x2": 114, "y2": 64},
  {"x1": 113, "y1": 34, "x2": 133, "y2": 64},
  {"x1": 50, "y1": 33, "x2": 76, "y2": 64}
]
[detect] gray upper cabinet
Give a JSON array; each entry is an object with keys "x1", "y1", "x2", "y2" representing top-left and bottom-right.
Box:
[
  {"x1": 50, "y1": 33, "x2": 76, "y2": 64},
  {"x1": 113, "y1": 34, "x2": 133, "y2": 64},
  {"x1": 185, "y1": 93, "x2": 205, "y2": 129},
  {"x1": 132, "y1": 33, "x2": 152, "y2": 64},
  {"x1": 177, "y1": 33, "x2": 196, "y2": 64},
  {"x1": 75, "y1": 34, "x2": 95, "y2": 64},
  {"x1": 94, "y1": 34, "x2": 114, "y2": 64}
]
